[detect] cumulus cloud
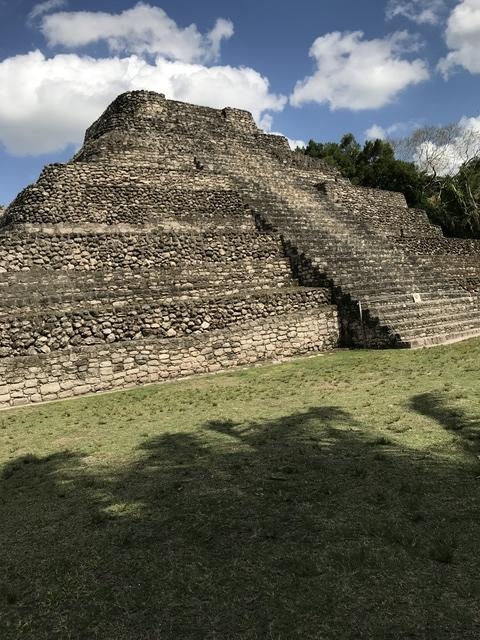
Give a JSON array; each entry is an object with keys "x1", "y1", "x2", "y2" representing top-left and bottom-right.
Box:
[
  {"x1": 364, "y1": 124, "x2": 390, "y2": 140},
  {"x1": 364, "y1": 120, "x2": 419, "y2": 140},
  {"x1": 28, "y1": 0, "x2": 68, "y2": 22},
  {"x1": 206, "y1": 18, "x2": 235, "y2": 62},
  {"x1": 364, "y1": 117, "x2": 480, "y2": 175},
  {"x1": 414, "y1": 140, "x2": 463, "y2": 174},
  {"x1": 290, "y1": 31, "x2": 429, "y2": 110},
  {"x1": 0, "y1": 4, "x2": 285, "y2": 155},
  {"x1": 438, "y1": 0, "x2": 480, "y2": 76},
  {"x1": 0, "y1": 50, "x2": 285, "y2": 155},
  {"x1": 40, "y1": 2, "x2": 233, "y2": 63},
  {"x1": 385, "y1": 0, "x2": 447, "y2": 25}
]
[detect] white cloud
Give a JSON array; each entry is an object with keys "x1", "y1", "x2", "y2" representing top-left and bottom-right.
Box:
[
  {"x1": 459, "y1": 114, "x2": 480, "y2": 133},
  {"x1": 364, "y1": 118, "x2": 480, "y2": 175},
  {"x1": 206, "y1": 18, "x2": 234, "y2": 62},
  {"x1": 438, "y1": 0, "x2": 480, "y2": 76},
  {"x1": 40, "y1": 2, "x2": 233, "y2": 63},
  {"x1": 364, "y1": 120, "x2": 419, "y2": 140},
  {"x1": 414, "y1": 139, "x2": 465, "y2": 174},
  {"x1": 28, "y1": 0, "x2": 67, "y2": 22},
  {"x1": 259, "y1": 113, "x2": 273, "y2": 132},
  {"x1": 258, "y1": 114, "x2": 305, "y2": 149},
  {"x1": 0, "y1": 4, "x2": 284, "y2": 156},
  {"x1": 283, "y1": 137, "x2": 306, "y2": 150},
  {"x1": 290, "y1": 31, "x2": 429, "y2": 110},
  {"x1": 365, "y1": 124, "x2": 389, "y2": 140},
  {"x1": 386, "y1": 0, "x2": 447, "y2": 25},
  {"x1": 0, "y1": 50, "x2": 285, "y2": 155}
]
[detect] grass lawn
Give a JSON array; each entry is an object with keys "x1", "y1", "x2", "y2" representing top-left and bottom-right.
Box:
[{"x1": 1, "y1": 340, "x2": 480, "y2": 639}]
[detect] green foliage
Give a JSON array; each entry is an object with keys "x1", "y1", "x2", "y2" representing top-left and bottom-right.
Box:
[
  {"x1": 305, "y1": 134, "x2": 427, "y2": 208},
  {"x1": 430, "y1": 158, "x2": 480, "y2": 238},
  {"x1": 356, "y1": 139, "x2": 427, "y2": 208},
  {"x1": 305, "y1": 133, "x2": 361, "y2": 180},
  {"x1": 304, "y1": 133, "x2": 480, "y2": 238}
]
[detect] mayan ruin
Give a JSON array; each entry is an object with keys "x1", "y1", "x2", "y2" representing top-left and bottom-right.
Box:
[{"x1": 0, "y1": 89, "x2": 480, "y2": 409}]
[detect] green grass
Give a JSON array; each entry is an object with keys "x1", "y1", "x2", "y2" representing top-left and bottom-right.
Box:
[{"x1": 1, "y1": 340, "x2": 480, "y2": 639}]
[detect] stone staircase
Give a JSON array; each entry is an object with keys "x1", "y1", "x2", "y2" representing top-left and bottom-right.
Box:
[{"x1": 212, "y1": 150, "x2": 480, "y2": 348}]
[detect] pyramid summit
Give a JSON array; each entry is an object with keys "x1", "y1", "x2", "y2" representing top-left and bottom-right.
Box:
[{"x1": 1, "y1": 90, "x2": 479, "y2": 408}]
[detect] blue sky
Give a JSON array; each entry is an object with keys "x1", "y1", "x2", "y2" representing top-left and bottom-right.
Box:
[{"x1": 1, "y1": 0, "x2": 479, "y2": 205}]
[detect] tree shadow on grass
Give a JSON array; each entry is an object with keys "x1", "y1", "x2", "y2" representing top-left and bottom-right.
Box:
[
  {"x1": 410, "y1": 391, "x2": 480, "y2": 455},
  {"x1": 1, "y1": 406, "x2": 480, "y2": 639}
]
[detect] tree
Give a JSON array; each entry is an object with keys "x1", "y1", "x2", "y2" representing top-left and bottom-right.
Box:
[
  {"x1": 304, "y1": 126, "x2": 480, "y2": 239},
  {"x1": 393, "y1": 124, "x2": 480, "y2": 237},
  {"x1": 304, "y1": 134, "x2": 361, "y2": 181},
  {"x1": 356, "y1": 139, "x2": 427, "y2": 207},
  {"x1": 433, "y1": 158, "x2": 480, "y2": 237},
  {"x1": 304, "y1": 134, "x2": 427, "y2": 208}
]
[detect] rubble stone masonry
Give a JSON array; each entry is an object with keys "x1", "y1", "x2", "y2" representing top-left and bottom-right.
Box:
[{"x1": 1, "y1": 90, "x2": 479, "y2": 408}]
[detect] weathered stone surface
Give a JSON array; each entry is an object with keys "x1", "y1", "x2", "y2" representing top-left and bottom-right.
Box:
[{"x1": 0, "y1": 90, "x2": 479, "y2": 408}]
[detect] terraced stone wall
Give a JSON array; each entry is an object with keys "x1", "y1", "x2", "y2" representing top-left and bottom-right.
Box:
[
  {"x1": 0, "y1": 311, "x2": 338, "y2": 408},
  {"x1": 0, "y1": 229, "x2": 281, "y2": 272},
  {"x1": 0, "y1": 289, "x2": 330, "y2": 358},
  {"x1": 3, "y1": 89, "x2": 478, "y2": 408},
  {"x1": 0, "y1": 93, "x2": 341, "y2": 409},
  {"x1": 398, "y1": 237, "x2": 480, "y2": 255},
  {"x1": 3, "y1": 166, "x2": 245, "y2": 228},
  {"x1": 323, "y1": 181, "x2": 442, "y2": 238},
  {"x1": 398, "y1": 236, "x2": 480, "y2": 293}
]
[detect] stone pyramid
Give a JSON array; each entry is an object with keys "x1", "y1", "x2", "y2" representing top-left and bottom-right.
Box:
[{"x1": 0, "y1": 90, "x2": 479, "y2": 408}]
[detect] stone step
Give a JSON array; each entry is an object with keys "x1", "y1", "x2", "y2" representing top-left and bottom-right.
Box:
[
  {"x1": 0, "y1": 271, "x2": 298, "y2": 312},
  {"x1": 362, "y1": 291, "x2": 479, "y2": 310},
  {"x1": 0, "y1": 286, "x2": 333, "y2": 358},
  {"x1": 403, "y1": 327, "x2": 480, "y2": 348},
  {"x1": 379, "y1": 307, "x2": 480, "y2": 331},
  {"x1": 0, "y1": 284, "x2": 329, "y2": 320},
  {"x1": 0, "y1": 228, "x2": 285, "y2": 273},
  {"x1": 229, "y1": 163, "x2": 480, "y2": 350},
  {"x1": 389, "y1": 311, "x2": 480, "y2": 338}
]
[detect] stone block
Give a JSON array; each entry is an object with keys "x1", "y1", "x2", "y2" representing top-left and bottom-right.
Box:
[
  {"x1": 13, "y1": 398, "x2": 30, "y2": 407},
  {"x1": 73, "y1": 385, "x2": 92, "y2": 396},
  {"x1": 40, "y1": 382, "x2": 61, "y2": 395}
]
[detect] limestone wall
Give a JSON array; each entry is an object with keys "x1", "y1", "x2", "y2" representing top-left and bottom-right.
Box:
[
  {"x1": 0, "y1": 263, "x2": 295, "y2": 313},
  {"x1": 0, "y1": 229, "x2": 282, "y2": 272},
  {"x1": 398, "y1": 237, "x2": 480, "y2": 255},
  {"x1": 84, "y1": 91, "x2": 260, "y2": 144},
  {"x1": 3, "y1": 165, "x2": 247, "y2": 228},
  {"x1": 397, "y1": 236, "x2": 480, "y2": 292},
  {"x1": 322, "y1": 182, "x2": 442, "y2": 238},
  {"x1": 0, "y1": 309, "x2": 339, "y2": 409},
  {"x1": 0, "y1": 288, "x2": 330, "y2": 357}
]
